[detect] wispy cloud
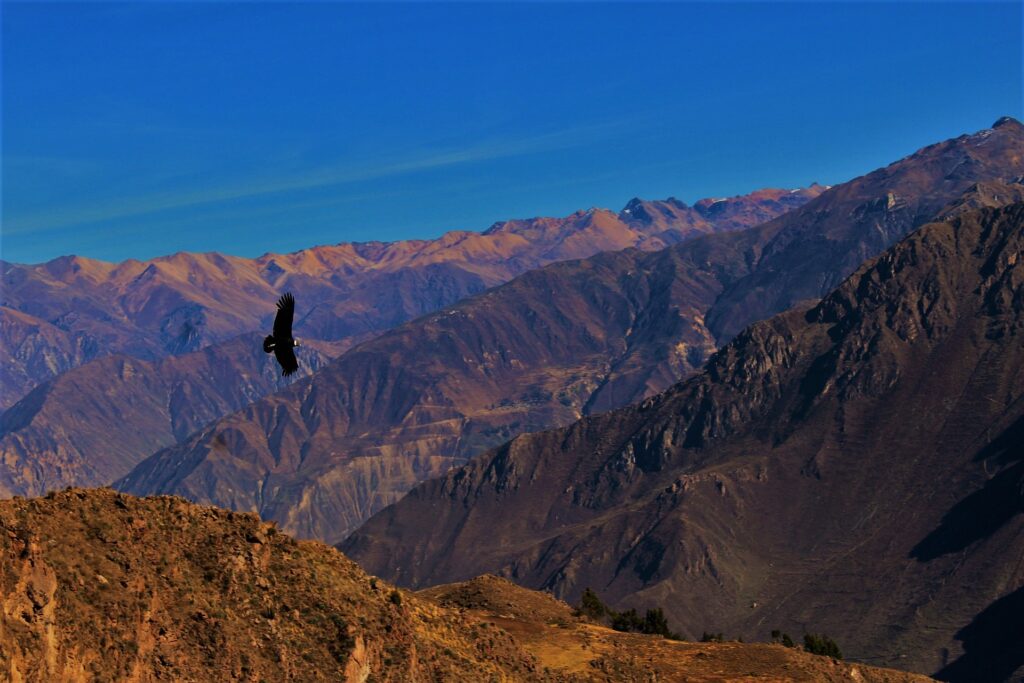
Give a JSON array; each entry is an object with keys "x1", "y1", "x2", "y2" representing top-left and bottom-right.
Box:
[{"x1": 3, "y1": 121, "x2": 622, "y2": 236}]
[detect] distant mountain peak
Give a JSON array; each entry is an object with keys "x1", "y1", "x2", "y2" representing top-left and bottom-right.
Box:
[{"x1": 993, "y1": 115, "x2": 1022, "y2": 130}]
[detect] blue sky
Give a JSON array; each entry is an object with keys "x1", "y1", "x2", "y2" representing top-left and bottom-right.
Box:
[{"x1": 2, "y1": 2, "x2": 1021, "y2": 264}]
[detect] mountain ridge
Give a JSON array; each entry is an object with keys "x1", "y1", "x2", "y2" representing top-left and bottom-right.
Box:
[
  {"x1": 0, "y1": 185, "x2": 822, "y2": 409},
  {"x1": 342, "y1": 202, "x2": 1024, "y2": 681},
  {"x1": 0, "y1": 334, "x2": 332, "y2": 497},
  {"x1": 115, "y1": 120, "x2": 1024, "y2": 546}
]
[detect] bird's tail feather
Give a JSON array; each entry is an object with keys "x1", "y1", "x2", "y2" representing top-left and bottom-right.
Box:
[{"x1": 263, "y1": 335, "x2": 276, "y2": 353}]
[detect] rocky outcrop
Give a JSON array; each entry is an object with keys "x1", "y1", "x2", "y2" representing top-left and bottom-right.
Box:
[{"x1": 0, "y1": 488, "x2": 553, "y2": 682}]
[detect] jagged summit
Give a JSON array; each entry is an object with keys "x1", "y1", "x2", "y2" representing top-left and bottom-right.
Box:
[{"x1": 992, "y1": 115, "x2": 1022, "y2": 129}]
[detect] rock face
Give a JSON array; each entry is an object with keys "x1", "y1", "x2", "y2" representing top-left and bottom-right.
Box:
[
  {"x1": 0, "y1": 489, "x2": 933, "y2": 682},
  {"x1": 118, "y1": 120, "x2": 1024, "y2": 546},
  {"x1": 702, "y1": 119, "x2": 1024, "y2": 342},
  {"x1": 0, "y1": 334, "x2": 331, "y2": 497},
  {"x1": 0, "y1": 186, "x2": 821, "y2": 409},
  {"x1": 0, "y1": 488, "x2": 549, "y2": 682},
  {"x1": 342, "y1": 203, "x2": 1024, "y2": 681},
  {"x1": 0, "y1": 308, "x2": 96, "y2": 413}
]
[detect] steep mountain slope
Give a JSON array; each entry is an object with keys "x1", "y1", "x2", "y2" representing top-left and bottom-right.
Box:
[
  {"x1": 0, "y1": 188, "x2": 826, "y2": 500},
  {"x1": 116, "y1": 242, "x2": 758, "y2": 542},
  {"x1": 0, "y1": 308, "x2": 96, "y2": 415},
  {"x1": 118, "y1": 120, "x2": 1024, "y2": 546},
  {"x1": 343, "y1": 203, "x2": 1024, "y2": 681},
  {"x1": 0, "y1": 489, "x2": 931, "y2": 683},
  {"x1": 0, "y1": 186, "x2": 819, "y2": 409},
  {"x1": 0, "y1": 335, "x2": 331, "y2": 498},
  {"x1": 703, "y1": 116, "x2": 1024, "y2": 342}
]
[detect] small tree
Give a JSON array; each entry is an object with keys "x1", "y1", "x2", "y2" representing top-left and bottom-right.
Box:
[
  {"x1": 641, "y1": 608, "x2": 680, "y2": 639},
  {"x1": 611, "y1": 608, "x2": 644, "y2": 633},
  {"x1": 803, "y1": 633, "x2": 842, "y2": 659},
  {"x1": 771, "y1": 629, "x2": 796, "y2": 648},
  {"x1": 578, "y1": 588, "x2": 608, "y2": 620}
]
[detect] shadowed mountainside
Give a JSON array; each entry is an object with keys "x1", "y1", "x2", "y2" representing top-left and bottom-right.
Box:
[
  {"x1": 0, "y1": 489, "x2": 934, "y2": 682},
  {"x1": 117, "y1": 120, "x2": 1024, "y2": 546},
  {"x1": 343, "y1": 203, "x2": 1024, "y2": 681},
  {"x1": 0, "y1": 186, "x2": 821, "y2": 409}
]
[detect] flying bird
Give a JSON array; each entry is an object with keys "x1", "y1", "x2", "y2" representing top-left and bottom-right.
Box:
[{"x1": 263, "y1": 293, "x2": 300, "y2": 376}]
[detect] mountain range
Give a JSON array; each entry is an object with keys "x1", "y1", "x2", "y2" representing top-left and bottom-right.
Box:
[
  {"x1": 113, "y1": 118, "x2": 1024, "y2": 546},
  {"x1": 0, "y1": 186, "x2": 822, "y2": 411},
  {"x1": 343, "y1": 201, "x2": 1024, "y2": 682},
  {"x1": 5, "y1": 118, "x2": 1024, "y2": 682},
  {"x1": 0, "y1": 188, "x2": 824, "y2": 499}
]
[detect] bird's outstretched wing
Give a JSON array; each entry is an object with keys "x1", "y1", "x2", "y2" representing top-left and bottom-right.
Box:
[
  {"x1": 273, "y1": 293, "x2": 295, "y2": 340},
  {"x1": 274, "y1": 346, "x2": 299, "y2": 376}
]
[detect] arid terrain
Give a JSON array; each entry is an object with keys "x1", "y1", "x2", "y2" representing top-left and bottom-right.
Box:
[
  {"x1": 0, "y1": 187, "x2": 822, "y2": 498},
  {"x1": 0, "y1": 489, "x2": 934, "y2": 682},
  {"x1": 116, "y1": 119, "x2": 1024, "y2": 546},
  {"x1": 6, "y1": 3, "x2": 1019, "y2": 680}
]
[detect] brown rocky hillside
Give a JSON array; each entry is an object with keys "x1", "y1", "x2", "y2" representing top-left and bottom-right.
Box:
[
  {"x1": 420, "y1": 575, "x2": 935, "y2": 682},
  {"x1": 0, "y1": 489, "x2": 932, "y2": 682},
  {"x1": 343, "y1": 203, "x2": 1024, "y2": 682}
]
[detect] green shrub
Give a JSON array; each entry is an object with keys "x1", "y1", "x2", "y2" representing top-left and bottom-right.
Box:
[
  {"x1": 771, "y1": 629, "x2": 796, "y2": 647},
  {"x1": 610, "y1": 608, "x2": 644, "y2": 633},
  {"x1": 641, "y1": 608, "x2": 680, "y2": 639},
  {"x1": 577, "y1": 588, "x2": 608, "y2": 620},
  {"x1": 577, "y1": 589, "x2": 683, "y2": 640},
  {"x1": 803, "y1": 633, "x2": 842, "y2": 659}
]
